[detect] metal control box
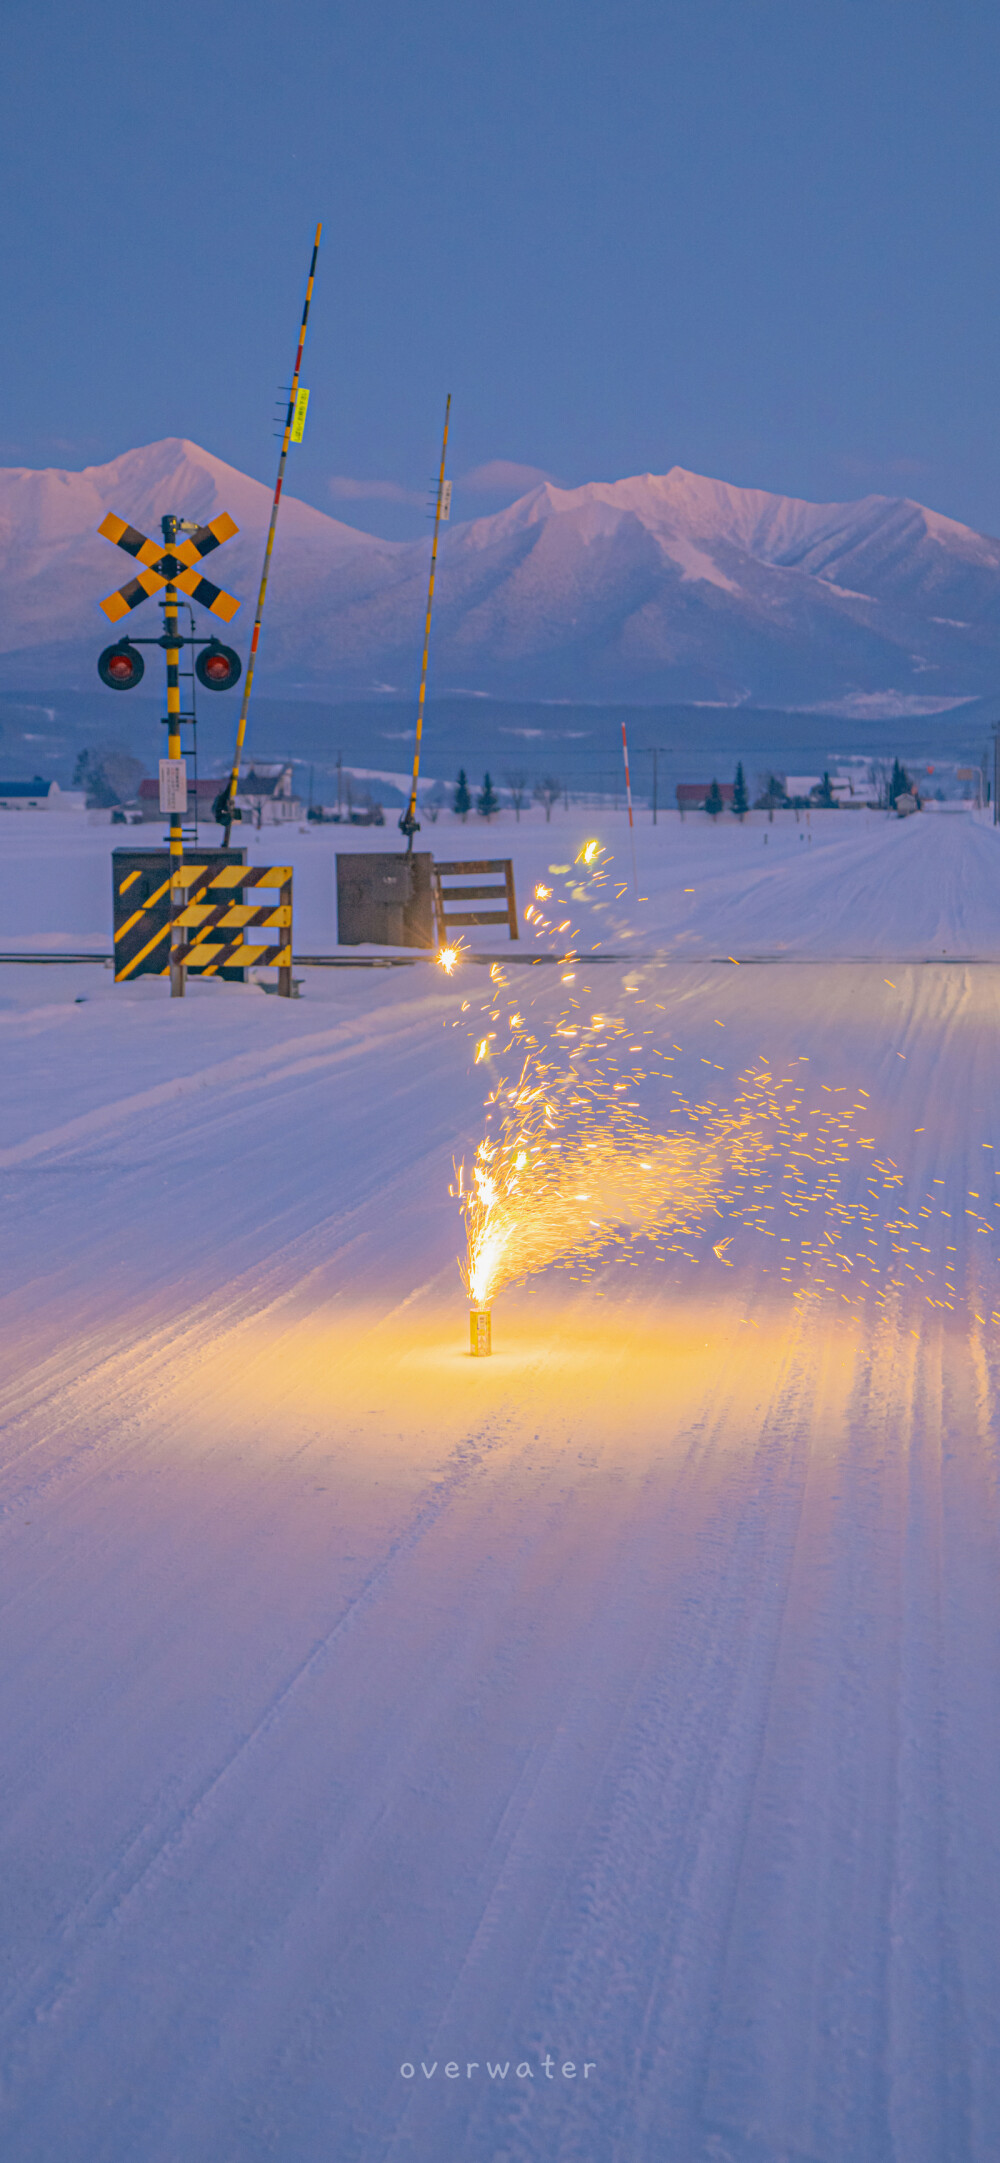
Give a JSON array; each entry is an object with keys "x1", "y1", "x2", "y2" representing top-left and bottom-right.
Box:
[{"x1": 336, "y1": 851, "x2": 436, "y2": 947}]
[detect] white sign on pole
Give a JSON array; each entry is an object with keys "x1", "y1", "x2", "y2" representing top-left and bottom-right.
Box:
[
  {"x1": 438, "y1": 479, "x2": 452, "y2": 522},
  {"x1": 159, "y1": 758, "x2": 188, "y2": 813}
]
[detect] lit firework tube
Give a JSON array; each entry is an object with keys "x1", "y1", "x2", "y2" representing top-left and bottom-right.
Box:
[{"x1": 470, "y1": 1305, "x2": 492, "y2": 1356}]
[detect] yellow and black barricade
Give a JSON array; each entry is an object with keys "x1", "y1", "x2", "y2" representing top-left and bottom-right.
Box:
[
  {"x1": 170, "y1": 863, "x2": 293, "y2": 995},
  {"x1": 113, "y1": 847, "x2": 248, "y2": 983}
]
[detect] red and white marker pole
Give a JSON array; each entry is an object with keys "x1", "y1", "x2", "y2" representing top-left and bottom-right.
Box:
[{"x1": 621, "y1": 720, "x2": 638, "y2": 894}]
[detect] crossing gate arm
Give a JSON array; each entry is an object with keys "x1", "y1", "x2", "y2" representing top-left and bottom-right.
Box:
[
  {"x1": 171, "y1": 864, "x2": 294, "y2": 994},
  {"x1": 432, "y1": 858, "x2": 518, "y2": 942}
]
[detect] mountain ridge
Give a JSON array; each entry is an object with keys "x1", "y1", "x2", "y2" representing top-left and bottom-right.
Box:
[{"x1": 2, "y1": 438, "x2": 999, "y2": 709}]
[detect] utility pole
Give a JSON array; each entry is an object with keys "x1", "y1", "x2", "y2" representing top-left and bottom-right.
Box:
[
  {"x1": 621, "y1": 721, "x2": 638, "y2": 892},
  {"x1": 638, "y1": 747, "x2": 675, "y2": 824}
]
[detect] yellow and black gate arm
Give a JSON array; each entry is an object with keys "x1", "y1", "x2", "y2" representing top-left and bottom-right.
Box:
[
  {"x1": 215, "y1": 222, "x2": 322, "y2": 844},
  {"x1": 400, "y1": 393, "x2": 452, "y2": 850}
]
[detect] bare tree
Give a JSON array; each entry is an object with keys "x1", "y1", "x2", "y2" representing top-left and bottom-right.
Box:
[
  {"x1": 868, "y1": 759, "x2": 892, "y2": 810},
  {"x1": 505, "y1": 769, "x2": 528, "y2": 821},
  {"x1": 533, "y1": 774, "x2": 561, "y2": 823},
  {"x1": 74, "y1": 743, "x2": 145, "y2": 808}
]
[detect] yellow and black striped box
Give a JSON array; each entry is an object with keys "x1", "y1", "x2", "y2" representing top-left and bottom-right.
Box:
[{"x1": 112, "y1": 848, "x2": 248, "y2": 983}]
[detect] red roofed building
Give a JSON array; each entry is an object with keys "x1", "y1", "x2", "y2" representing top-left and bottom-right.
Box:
[
  {"x1": 137, "y1": 764, "x2": 303, "y2": 826},
  {"x1": 676, "y1": 782, "x2": 734, "y2": 812},
  {"x1": 137, "y1": 777, "x2": 224, "y2": 821}
]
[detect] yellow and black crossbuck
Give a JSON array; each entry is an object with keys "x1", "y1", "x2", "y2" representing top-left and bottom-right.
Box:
[{"x1": 98, "y1": 511, "x2": 241, "y2": 624}]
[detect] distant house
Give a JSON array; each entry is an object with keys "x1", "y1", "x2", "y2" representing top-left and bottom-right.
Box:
[
  {"x1": 831, "y1": 774, "x2": 880, "y2": 807},
  {"x1": 136, "y1": 765, "x2": 304, "y2": 827},
  {"x1": 308, "y1": 802, "x2": 385, "y2": 826},
  {"x1": 676, "y1": 782, "x2": 734, "y2": 813},
  {"x1": 783, "y1": 772, "x2": 879, "y2": 807},
  {"x1": 0, "y1": 777, "x2": 85, "y2": 811},
  {"x1": 235, "y1": 764, "x2": 303, "y2": 826}
]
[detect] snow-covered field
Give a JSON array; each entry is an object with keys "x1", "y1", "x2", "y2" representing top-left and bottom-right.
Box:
[
  {"x1": 6, "y1": 801, "x2": 1000, "y2": 961},
  {"x1": 2, "y1": 808, "x2": 1000, "y2": 2162}
]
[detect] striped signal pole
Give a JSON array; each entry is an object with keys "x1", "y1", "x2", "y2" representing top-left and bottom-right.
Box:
[
  {"x1": 161, "y1": 526, "x2": 185, "y2": 997},
  {"x1": 621, "y1": 720, "x2": 638, "y2": 894},
  {"x1": 400, "y1": 394, "x2": 452, "y2": 852},
  {"x1": 217, "y1": 223, "x2": 322, "y2": 847}
]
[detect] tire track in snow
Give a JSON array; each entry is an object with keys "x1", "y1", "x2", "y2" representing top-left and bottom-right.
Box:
[
  {"x1": 0, "y1": 994, "x2": 454, "y2": 1170},
  {"x1": 353, "y1": 1299, "x2": 814, "y2": 2163},
  {"x1": 457, "y1": 1317, "x2": 825, "y2": 2163},
  {"x1": 0, "y1": 1341, "x2": 557, "y2": 2064}
]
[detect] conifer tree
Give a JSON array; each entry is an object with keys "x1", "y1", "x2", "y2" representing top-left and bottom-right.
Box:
[
  {"x1": 705, "y1": 779, "x2": 724, "y2": 817},
  {"x1": 732, "y1": 762, "x2": 749, "y2": 819},
  {"x1": 453, "y1": 768, "x2": 471, "y2": 819},
  {"x1": 888, "y1": 757, "x2": 912, "y2": 806},
  {"x1": 477, "y1": 772, "x2": 499, "y2": 818}
]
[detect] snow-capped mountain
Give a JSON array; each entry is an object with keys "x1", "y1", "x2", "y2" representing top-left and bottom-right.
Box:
[
  {"x1": 0, "y1": 438, "x2": 397, "y2": 680},
  {"x1": 2, "y1": 439, "x2": 1000, "y2": 707}
]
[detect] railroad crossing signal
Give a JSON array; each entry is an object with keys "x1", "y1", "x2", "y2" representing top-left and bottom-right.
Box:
[
  {"x1": 95, "y1": 506, "x2": 245, "y2": 999},
  {"x1": 98, "y1": 640, "x2": 145, "y2": 689},
  {"x1": 97, "y1": 510, "x2": 240, "y2": 623},
  {"x1": 195, "y1": 639, "x2": 242, "y2": 691}
]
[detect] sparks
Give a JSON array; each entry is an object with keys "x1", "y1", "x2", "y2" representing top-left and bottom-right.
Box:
[
  {"x1": 452, "y1": 843, "x2": 987, "y2": 1341},
  {"x1": 458, "y1": 1004, "x2": 778, "y2": 1312}
]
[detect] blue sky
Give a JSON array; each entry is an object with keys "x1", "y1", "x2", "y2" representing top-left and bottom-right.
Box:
[{"x1": 3, "y1": 0, "x2": 999, "y2": 540}]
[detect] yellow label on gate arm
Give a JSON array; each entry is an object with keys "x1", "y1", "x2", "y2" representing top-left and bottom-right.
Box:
[{"x1": 291, "y1": 388, "x2": 310, "y2": 443}]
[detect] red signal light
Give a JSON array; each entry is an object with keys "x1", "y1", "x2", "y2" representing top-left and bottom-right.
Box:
[
  {"x1": 195, "y1": 641, "x2": 242, "y2": 691},
  {"x1": 98, "y1": 640, "x2": 145, "y2": 690}
]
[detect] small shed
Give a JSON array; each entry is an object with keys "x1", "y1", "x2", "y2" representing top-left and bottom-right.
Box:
[{"x1": 0, "y1": 777, "x2": 82, "y2": 811}]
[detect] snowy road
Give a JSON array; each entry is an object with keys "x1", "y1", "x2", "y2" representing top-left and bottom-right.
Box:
[{"x1": 2, "y1": 812, "x2": 1000, "y2": 2161}]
